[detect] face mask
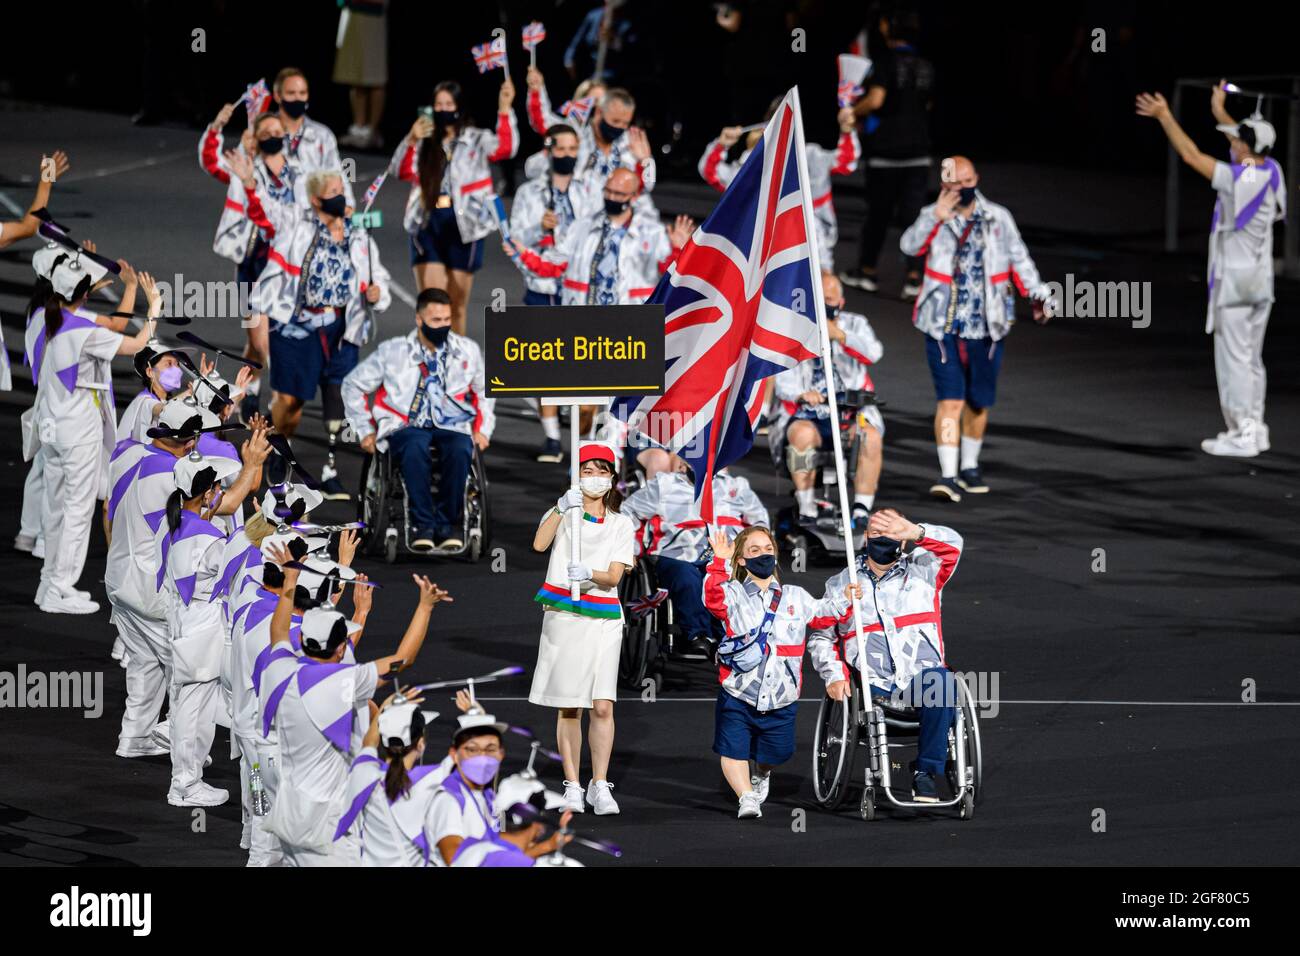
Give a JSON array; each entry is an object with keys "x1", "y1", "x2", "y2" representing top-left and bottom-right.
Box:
[
  {"x1": 825, "y1": 304, "x2": 840, "y2": 320},
  {"x1": 580, "y1": 475, "x2": 613, "y2": 497},
  {"x1": 459, "y1": 754, "x2": 500, "y2": 786},
  {"x1": 433, "y1": 109, "x2": 458, "y2": 127},
  {"x1": 958, "y1": 186, "x2": 977, "y2": 206},
  {"x1": 743, "y1": 553, "x2": 777, "y2": 579},
  {"x1": 598, "y1": 119, "x2": 624, "y2": 145},
  {"x1": 258, "y1": 135, "x2": 284, "y2": 155},
  {"x1": 420, "y1": 323, "x2": 451, "y2": 347},
  {"x1": 318, "y1": 194, "x2": 347, "y2": 218},
  {"x1": 280, "y1": 99, "x2": 308, "y2": 119},
  {"x1": 157, "y1": 366, "x2": 183, "y2": 391},
  {"x1": 550, "y1": 154, "x2": 577, "y2": 176},
  {"x1": 867, "y1": 536, "x2": 903, "y2": 565},
  {"x1": 604, "y1": 197, "x2": 630, "y2": 217}
]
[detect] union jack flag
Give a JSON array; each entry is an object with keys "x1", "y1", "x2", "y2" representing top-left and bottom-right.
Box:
[
  {"x1": 360, "y1": 170, "x2": 387, "y2": 213},
  {"x1": 242, "y1": 78, "x2": 269, "y2": 125},
  {"x1": 837, "y1": 80, "x2": 864, "y2": 108},
  {"x1": 559, "y1": 96, "x2": 594, "y2": 125},
  {"x1": 609, "y1": 88, "x2": 825, "y2": 522},
  {"x1": 627, "y1": 588, "x2": 669, "y2": 619},
  {"x1": 472, "y1": 37, "x2": 507, "y2": 73},
  {"x1": 522, "y1": 21, "x2": 546, "y2": 50}
]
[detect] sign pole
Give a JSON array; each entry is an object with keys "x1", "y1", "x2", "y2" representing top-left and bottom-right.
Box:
[{"x1": 569, "y1": 401, "x2": 581, "y2": 601}]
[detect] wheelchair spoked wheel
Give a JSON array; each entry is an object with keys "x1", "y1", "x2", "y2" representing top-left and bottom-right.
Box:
[
  {"x1": 948, "y1": 675, "x2": 984, "y2": 816},
  {"x1": 357, "y1": 453, "x2": 391, "y2": 558},
  {"x1": 812, "y1": 686, "x2": 859, "y2": 810},
  {"x1": 461, "y1": 447, "x2": 491, "y2": 563},
  {"x1": 617, "y1": 561, "x2": 654, "y2": 690}
]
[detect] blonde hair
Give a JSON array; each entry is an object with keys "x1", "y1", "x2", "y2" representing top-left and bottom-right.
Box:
[
  {"x1": 244, "y1": 513, "x2": 277, "y2": 547},
  {"x1": 730, "y1": 526, "x2": 779, "y2": 582},
  {"x1": 306, "y1": 169, "x2": 343, "y2": 198}
]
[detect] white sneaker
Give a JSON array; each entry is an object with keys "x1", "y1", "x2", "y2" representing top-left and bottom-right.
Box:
[
  {"x1": 1201, "y1": 420, "x2": 1260, "y2": 458},
  {"x1": 737, "y1": 790, "x2": 763, "y2": 819},
  {"x1": 901, "y1": 280, "x2": 922, "y2": 300},
  {"x1": 168, "y1": 783, "x2": 229, "y2": 807},
  {"x1": 152, "y1": 721, "x2": 171, "y2": 750},
  {"x1": 562, "y1": 780, "x2": 586, "y2": 813},
  {"x1": 39, "y1": 590, "x2": 100, "y2": 615},
  {"x1": 586, "y1": 779, "x2": 620, "y2": 815},
  {"x1": 13, "y1": 533, "x2": 36, "y2": 553},
  {"x1": 839, "y1": 270, "x2": 878, "y2": 293},
  {"x1": 116, "y1": 740, "x2": 169, "y2": 758},
  {"x1": 750, "y1": 772, "x2": 771, "y2": 805},
  {"x1": 34, "y1": 582, "x2": 92, "y2": 606}
]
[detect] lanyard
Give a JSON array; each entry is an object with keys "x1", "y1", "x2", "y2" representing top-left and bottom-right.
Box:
[
  {"x1": 943, "y1": 218, "x2": 979, "y2": 334},
  {"x1": 453, "y1": 769, "x2": 498, "y2": 834}
]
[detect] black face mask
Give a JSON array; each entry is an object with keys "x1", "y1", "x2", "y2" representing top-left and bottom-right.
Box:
[
  {"x1": 280, "y1": 99, "x2": 308, "y2": 119},
  {"x1": 867, "y1": 536, "x2": 903, "y2": 565},
  {"x1": 597, "y1": 119, "x2": 624, "y2": 145},
  {"x1": 550, "y1": 155, "x2": 577, "y2": 176},
  {"x1": 318, "y1": 194, "x2": 347, "y2": 218},
  {"x1": 958, "y1": 186, "x2": 978, "y2": 206},
  {"x1": 826, "y1": 304, "x2": 840, "y2": 320},
  {"x1": 258, "y1": 136, "x2": 284, "y2": 155},
  {"x1": 604, "y1": 197, "x2": 630, "y2": 218},
  {"x1": 434, "y1": 110, "x2": 459, "y2": 127},
  {"x1": 420, "y1": 323, "x2": 451, "y2": 347},
  {"x1": 743, "y1": 553, "x2": 778, "y2": 579}
]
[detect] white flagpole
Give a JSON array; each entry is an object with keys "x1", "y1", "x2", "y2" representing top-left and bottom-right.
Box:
[
  {"x1": 569, "y1": 403, "x2": 581, "y2": 601},
  {"x1": 787, "y1": 87, "x2": 871, "y2": 701}
]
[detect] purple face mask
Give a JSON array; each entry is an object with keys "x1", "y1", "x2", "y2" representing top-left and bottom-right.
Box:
[
  {"x1": 459, "y1": 754, "x2": 500, "y2": 786},
  {"x1": 158, "y1": 366, "x2": 184, "y2": 392}
]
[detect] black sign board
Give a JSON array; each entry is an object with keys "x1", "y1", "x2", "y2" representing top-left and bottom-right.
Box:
[{"x1": 484, "y1": 304, "x2": 665, "y2": 398}]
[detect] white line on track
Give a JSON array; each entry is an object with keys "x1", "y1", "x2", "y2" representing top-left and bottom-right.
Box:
[
  {"x1": 474, "y1": 696, "x2": 1300, "y2": 706},
  {"x1": 0, "y1": 190, "x2": 23, "y2": 217},
  {"x1": 388, "y1": 279, "x2": 416, "y2": 308},
  {"x1": 51, "y1": 150, "x2": 195, "y2": 184}
]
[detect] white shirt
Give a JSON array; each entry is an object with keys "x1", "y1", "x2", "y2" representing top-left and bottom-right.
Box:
[
  {"x1": 427, "y1": 779, "x2": 495, "y2": 868},
  {"x1": 34, "y1": 316, "x2": 120, "y2": 447}
]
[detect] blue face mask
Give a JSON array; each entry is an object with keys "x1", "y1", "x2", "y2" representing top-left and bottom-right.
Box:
[
  {"x1": 959, "y1": 186, "x2": 978, "y2": 206},
  {"x1": 420, "y1": 323, "x2": 451, "y2": 347},
  {"x1": 743, "y1": 553, "x2": 777, "y2": 579},
  {"x1": 867, "y1": 536, "x2": 902, "y2": 565}
]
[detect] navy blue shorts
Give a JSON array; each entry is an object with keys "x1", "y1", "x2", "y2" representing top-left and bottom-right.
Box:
[
  {"x1": 237, "y1": 237, "x2": 270, "y2": 287},
  {"x1": 713, "y1": 689, "x2": 798, "y2": 766},
  {"x1": 523, "y1": 289, "x2": 561, "y2": 306},
  {"x1": 409, "y1": 205, "x2": 484, "y2": 272},
  {"x1": 925, "y1": 333, "x2": 1005, "y2": 410},
  {"x1": 268, "y1": 318, "x2": 359, "y2": 402}
]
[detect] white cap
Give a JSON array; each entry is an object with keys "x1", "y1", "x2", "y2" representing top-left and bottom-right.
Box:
[
  {"x1": 193, "y1": 373, "x2": 231, "y2": 414},
  {"x1": 453, "y1": 712, "x2": 508, "y2": 742},
  {"x1": 33, "y1": 242, "x2": 111, "y2": 300},
  {"x1": 32, "y1": 242, "x2": 65, "y2": 281},
  {"x1": 259, "y1": 531, "x2": 308, "y2": 562},
  {"x1": 173, "y1": 451, "x2": 241, "y2": 498},
  {"x1": 157, "y1": 397, "x2": 221, "y2": 435},
  {"x1": 377, "y1": 702, "x2": 439, "y2": 748},
  {"x1": 1216, "y1": 116, "x2": 1276, "y2": 153},
  {"x1": 261, "y1": 483, "x2": 325, "y2": 525},
  {"x1": 299, "y1": 606, "x2": 362, "y2": 656},
  {"x1": 494, "y1": 771, "x2": 566, "y2": 828}
]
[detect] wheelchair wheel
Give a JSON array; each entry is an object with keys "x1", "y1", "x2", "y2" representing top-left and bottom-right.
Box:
[
  {"x1": 951, "y1": 674, "x2": 985, "y2": 806},
  {"x1": 462, "y1": 447, "x2": 491, "y2": 563},
  {"x1": 357, "y1": 453, "x2": 390, "y2": 557},
  {"x1": 617, "y1": 561, "x2": 654, "y2": 690},
  {"x1": 812, "y1": 687, "x2": 858, "y2": 810}
]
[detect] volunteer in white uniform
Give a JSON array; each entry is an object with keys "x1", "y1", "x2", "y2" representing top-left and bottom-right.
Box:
[
  {"x1": 1136, "y1": 84, "x2": 1287, "y2": 457},
  {"x1": 529, "y1": 441, "x2": 635, "y2": 815},
  {"x1": 258, "y1": 554, "x2": 448, "y2": 866},
  {"x1": 31, "y1": 262, "x2": 157, "y2": 614},
  {"x1": 116, "y1": 343, "x2": 190, "y2": 444},
  {"x1": 451, "y1": 772, "x2": 573, "y2": 867},
  {"x1": 428, "y1": 712, "x2": 509, "y2": 865}
]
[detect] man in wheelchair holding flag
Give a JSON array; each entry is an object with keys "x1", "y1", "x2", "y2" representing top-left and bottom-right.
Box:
[
  {"x1": 807, "y1": 509, "x2": 962, "y2": 804},
  {"x1": 341, "y1": 288, "x2": 494, "y2": 553}
]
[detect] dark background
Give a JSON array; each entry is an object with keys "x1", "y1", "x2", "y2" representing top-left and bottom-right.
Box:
[{"x1": 1, "y1": 0, "x2": 1295, "y2": 181}]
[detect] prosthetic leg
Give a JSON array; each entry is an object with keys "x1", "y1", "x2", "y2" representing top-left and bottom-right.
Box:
[{"x1": 319, "y1": 382, "x2": 350, "y2": 500}]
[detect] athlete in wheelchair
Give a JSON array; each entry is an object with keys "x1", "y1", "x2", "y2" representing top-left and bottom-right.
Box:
[
  {"x1": 620, "y1": 455, "x2": 769, "y2": 674},
  {"x1": 341, "y1": 287, "x2": 494, "y2": 560},
  {"x1": 770, "y1": 274, "x2": 885, "y2": 555},
  {"x1": 807, "y1": 508, "x2": 983, "y2": 819}
]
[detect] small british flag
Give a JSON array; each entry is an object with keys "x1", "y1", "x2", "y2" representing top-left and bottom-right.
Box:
[
  {"x1": 627, "y1": 588, "x2": 669, "y2": 619},
  {"x1": 472, "y1": 36, "x2": 507, "y2": 74},
  {"x1": 243, "y1": 78, "x2": 269, "y2": 125},
  {"x1": 360, "y1": 170, "x2": 387, "y2": 213},
  {"x1": 559, "y1": 96, "x2": 595, "y2": 125},
  {"x1": 522, "y1": 21, "x2": 546, "y2": 50},
  {"x1": 837, "y1": 80, "x2": 864, "y2": 108}
]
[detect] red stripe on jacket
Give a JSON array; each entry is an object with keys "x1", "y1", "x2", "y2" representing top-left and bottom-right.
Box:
[
  {"x1": 201, "y1": 128, "x2": 231, "y2": 185},
  {"x1": 486, "y1": 113, "x2": 513, "y2": 164},
  {"x1": 701, "y1": 142, "x2": 728, "y2": 192},
  {"x1": 526, "y1": 90, "x2": 547, "y2": 135},
  {"x1": 830, "y1": 131, "x2": 856, "y2": 176}
]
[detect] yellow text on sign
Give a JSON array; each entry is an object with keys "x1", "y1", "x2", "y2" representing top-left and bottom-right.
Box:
[{"x1": 503, "y1": 335, "x2": 649, "y2": 362}]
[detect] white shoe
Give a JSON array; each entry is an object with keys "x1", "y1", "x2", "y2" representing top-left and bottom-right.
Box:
[
  {"x1": 32, "y1": 538, "x2": 45, "y2": 560},
  {"x1": 152, "y1": 721, "x2": 171, "y2": 749},
  {"x1": 116, "y1": 740, "x2": 169, "y2": 758},
  {"x1": 901, "y1": 280, "x2": 922, "y2": 300},
  {"x1": 839, "y1": 270, "x2": 878, "y2": 293},
  {"x1": 168, "y1": 783, "x2": 229, "y2": 807},
  {"x1": 750, "y1": 772, "x2": 771, "y2": 805},
  {"x1": 13, "y1": 533, "x2": 36, "y2": 553},
  {"x1": 39, "y1": 590, "x2": 100, "y2": 615},
  {"x1": 737, "y1": 790, "x2": 763, "y2": 819},
  {"x1": 1201, "y1": 420, "x2": 1260, "y2": 458},
  {"x1": 35, "y1": 582, "x2": 92, "y2": 606},
  {"x1": 562, "y1": 780, "x2": 586, "y2": 813},
  {"x1": 586, "y1": 779, "x2": 620, "y2": 815},
  {"x1": 1256, "y1": 423, "x2": 1270, "y2": 452}
]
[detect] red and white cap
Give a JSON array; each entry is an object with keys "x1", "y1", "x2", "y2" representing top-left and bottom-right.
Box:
[{"x1": 578, "y1": 441, "x2": 619, "y2": 465}]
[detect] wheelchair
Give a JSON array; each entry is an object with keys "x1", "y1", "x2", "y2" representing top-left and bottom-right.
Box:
[
  {"x1": 812, "y1": 668, "x2": 984, "y2": 821},
  {"x1": 356, "y1": 440, "x2": 491, "y2": 563},
  {"x1": 773, "y1": 389, "x2": 881, "y2": 566}
]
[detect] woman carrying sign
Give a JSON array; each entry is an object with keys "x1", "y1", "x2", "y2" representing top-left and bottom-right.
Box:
[
  {"x1": 704, "y1": 527, "x2": 859, "y2": 820},
  {"x1": 529, "y1": 441, "x2": 634, "y2": 816}
]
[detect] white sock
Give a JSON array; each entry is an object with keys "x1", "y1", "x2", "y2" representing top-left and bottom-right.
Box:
[
  {"x1": 937, "y1": 445, "x2": 959, "y2": 479},
  {"x1": 795, "y1": 488, "x2": 816, "y2": 516},
  {"x1": 854, "y1": 493, "x2": 874, "y2": 511},
  {"x1": 542, "y1": 416, "x2": 561, "y2": 441},
  {"x1": 960, "y1": 437, "x2": 982, "y2": 471}
]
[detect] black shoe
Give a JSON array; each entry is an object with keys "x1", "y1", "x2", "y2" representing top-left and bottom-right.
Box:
[
  {"x1": 319, "y1": 476, "x2": 350, "y2": 502},
  {"x1": 929, "y1": 477, "x2": 962, "y2": 502},
  {"x1": 851, "y1": 504, "x2": 870, "y2": 533},
  {"x1": 536, "y1": 438, "x2": 564, "y2": 463},
  {"x1": 687, "y1": 634, "x2": 717, "y2": 658},
  {"x1": 912, "y1": 771, "x2": 940, "y2": 803},
  {"x1": 957, "y1": 468, "x2": 988, "y2": 494}
]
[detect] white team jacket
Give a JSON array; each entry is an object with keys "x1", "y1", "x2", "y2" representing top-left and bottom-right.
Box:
[
  {"x1": 508, "y1": 172, "x2": 601, "y2": 296},
  {"x1": 199, "y1": 126, "x2": 308, "y2": 264},
  {"x1": 807, "y1": 524, "x2": 963, "y2": 692},
  {"x1": 522, "y1": 83, "x2": 657, "y2": 194},
  {"x1": 389, "y1": 113, "x2": 520, "y2": 244},
  {"x1": 512, "y1": 202, "x2": 676, "y2": 305},
  {"x1": 698, "y1": 130, "x2": 859, "y2": 269},
  {"x1": 244, "y1": 190, "x2": 391, "y2": 347},
  {"x1": 622, "y1": 471, "x2": 769, "y2": 562},
  {"x1": 341, "y1": 329, "x2": 495, "y2": 445},
  {"x1": 899, "y1": 191, "x2": 1048, "y2": 342}
]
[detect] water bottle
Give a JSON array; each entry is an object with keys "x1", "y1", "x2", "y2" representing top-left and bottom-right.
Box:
[{"x1": 250, "y1": 762, "x2": 269, "y2": 816}]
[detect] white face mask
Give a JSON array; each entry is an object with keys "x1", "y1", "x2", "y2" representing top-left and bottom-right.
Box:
[{"x1": 580, "y1": 475, "x2": 613, "y2": 498}]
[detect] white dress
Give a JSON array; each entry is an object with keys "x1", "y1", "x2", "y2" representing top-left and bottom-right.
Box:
[{"x1": 528, "y1": 507, "x2": 635, "y2": 708}]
